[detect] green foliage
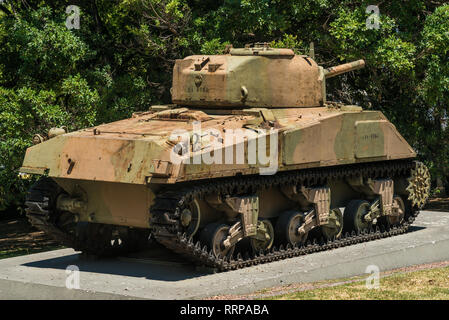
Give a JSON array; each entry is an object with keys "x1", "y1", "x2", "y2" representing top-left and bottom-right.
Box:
[
  {"x1": 60, "y1": 74, "x2": 99, "y2": 128},
  {"x1": 416, "y1": 5, "x2": 449, "y2": 184},
  {"x1": 270, "y1": 34, "x2": 304, "y2": 54},
  {"x1": 0, "y1": 0, "x2": 448, "y2": 212},
  {"x1": 200, "y1": 38, "x2": 231, "y2": 55},
  {"x1": 0, "y1": 86, "x2": 63, "y2": 210},
  {"x1": 420, "y1": 5, "x2": 449, "y2": 106},
  {"x1": 0, "y1": 6, "x2": 97, "y2": 210},
  {"x1": 329, "y1": 7, "x2": 416, "y2": 74}
]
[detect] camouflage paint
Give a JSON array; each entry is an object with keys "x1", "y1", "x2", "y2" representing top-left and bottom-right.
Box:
[
  {"x1": 172, "y1": 52, "x2": 323, "y2": 108},
  {"x1": 21, "y1": 107, "x2": 415, "y2": 184},
  {"x1": 20, "y1": 47, "x2": 416, "y2": 228}
]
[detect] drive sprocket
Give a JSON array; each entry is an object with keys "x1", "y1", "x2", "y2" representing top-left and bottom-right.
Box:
[{"x1": 406, "y1": 161, "x2": 431, "y2": 209}]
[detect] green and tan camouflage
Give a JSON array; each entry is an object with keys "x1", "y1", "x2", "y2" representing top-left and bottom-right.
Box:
[{"x1": 20, "y1": 44, "x2": 430, "y2": 268}]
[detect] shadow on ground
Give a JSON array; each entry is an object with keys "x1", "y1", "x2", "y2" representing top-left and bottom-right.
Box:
[
  {"x1": 406, "y1": 225, "x2": 425, "y2": 233},
  {"x1": 22, "y1": 225, "x2": 428, "y2": 282},
  {"x1": 22, "y1": 242, "x2": 210, "y2": 282}
]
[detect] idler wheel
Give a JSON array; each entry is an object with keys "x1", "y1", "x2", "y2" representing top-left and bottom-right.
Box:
[
  {"x1": 321, "y1": 208, "x2": 344, "y2": 240},
  {"x1": 250, "y1": 220, "x2": 275, "y2": 252},
  {"x1": 200, "y1": 223, "x2": 235, "y2": 258},
  {"x1": 181, "y1": 199, "x2": 201, "y2": 237},
  {"x1": 343, "y1": 200, "x2": 372, "y2": 233},
  {"x1": 275, "y1": 210, "x2": 307, "y2": 245}
]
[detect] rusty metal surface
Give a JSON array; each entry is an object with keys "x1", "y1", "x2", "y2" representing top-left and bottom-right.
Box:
[
  {"x1": 324, "y1": 60, "x2": 366, "y2": 79},
  {"x1": 21, "y1": 106, "x2": 416, "y2": 186},
  {"x1": 172, "y1": 52, "x2": 323, "y2": 108},
  {"x1": 20, "y1": 45, "x2": 426, "y2": 267}
]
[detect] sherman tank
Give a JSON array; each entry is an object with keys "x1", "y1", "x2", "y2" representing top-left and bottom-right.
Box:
[{"x1": 20, "y1": 43, "x2": 431, "y2": 270}]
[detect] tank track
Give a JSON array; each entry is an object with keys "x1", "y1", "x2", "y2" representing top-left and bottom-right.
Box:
[
  {"x1": 25, "y1": 178, "x2": 149, "y2": 256},
  {"x1": 151, "y1": 159, "x2": 420, "y2": 272},
  {"x1": 25, "y1": 178, "x2": 77, "y2": 248}
]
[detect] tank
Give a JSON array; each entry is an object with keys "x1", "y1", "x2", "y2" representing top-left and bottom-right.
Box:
[{"x1": 20, "y1": 43, "x2": 431, "y2": 270}]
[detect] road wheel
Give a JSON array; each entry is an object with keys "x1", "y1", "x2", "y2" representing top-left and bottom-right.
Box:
[
  {"x1": 180, "y1": 199, "x2": 201, "y2": 237},
  {"x1": 343, "y1": 200, "x2": 372, "y2": 233},
  {"x1": 200, "y1": 223, "x2": 235, "y2": 258},
  {"x1": 275, "y1": 210, "x2": 307, "y2": 245}
]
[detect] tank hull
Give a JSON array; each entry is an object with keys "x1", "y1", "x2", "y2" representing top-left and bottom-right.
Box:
[
  {"x1": 21, "y1": 105, "x2": 416, "y2": 228},
  {"x1": 21, "y1": 106, "x2": 415, "y2": 181}
]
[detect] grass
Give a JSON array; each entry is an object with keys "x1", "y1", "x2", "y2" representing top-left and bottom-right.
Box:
[{"x1": 268, "y1": 265, "x2": 449, "y2": 300}]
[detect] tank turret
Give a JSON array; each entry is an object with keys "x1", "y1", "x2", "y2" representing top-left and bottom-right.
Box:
[{"x1": 171, "y1": 43, "x2": 365, "y2": 108}]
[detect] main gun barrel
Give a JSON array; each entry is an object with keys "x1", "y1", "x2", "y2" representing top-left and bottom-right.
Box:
[{"x1": 324, "y1": 59, "x2": 365, "y2": 79}]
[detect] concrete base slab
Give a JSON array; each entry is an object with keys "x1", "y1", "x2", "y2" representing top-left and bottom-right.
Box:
[{"x1": 0, "y1": 210, "x2": 448, "y2": 300}]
